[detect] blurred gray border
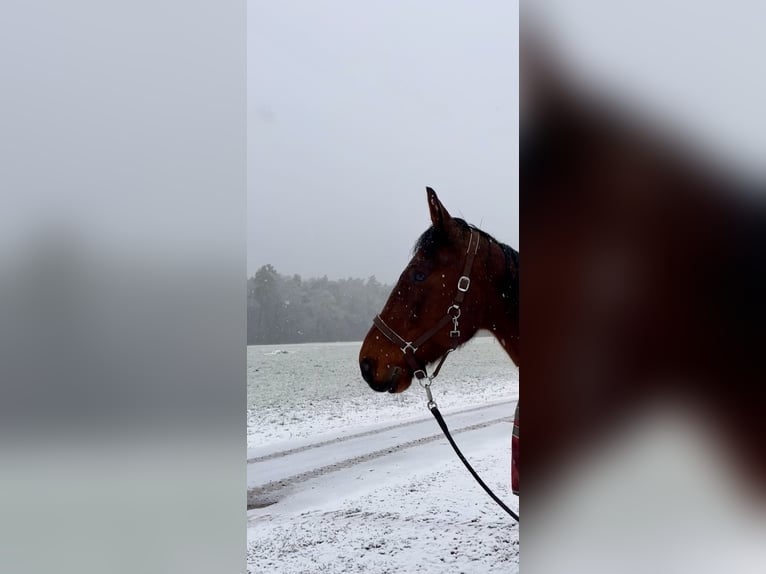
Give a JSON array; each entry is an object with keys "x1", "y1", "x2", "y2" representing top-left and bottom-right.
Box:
[{"x1": 0, "y1": 2, "x2": 246, "y2": 573}]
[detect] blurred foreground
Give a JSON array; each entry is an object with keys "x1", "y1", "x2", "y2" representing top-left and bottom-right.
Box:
[{"x1": 522, "y1": 3, "x2": 766, "y2": 573}]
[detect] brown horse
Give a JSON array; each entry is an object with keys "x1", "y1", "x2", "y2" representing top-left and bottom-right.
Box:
[{"x1": 359, "y1": 188, "x2": 519, "y2": 392}]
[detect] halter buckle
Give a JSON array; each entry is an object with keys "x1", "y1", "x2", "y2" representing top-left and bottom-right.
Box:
[
  {"x1": 457, "y1": 276, "x2": 471, "y2": 292},
  {"x1": 450, "y1": 329, "x2": 460, "y2": 338},
  {"x1": 414, "y1": 369, "x2": 427, "y2": 380}
]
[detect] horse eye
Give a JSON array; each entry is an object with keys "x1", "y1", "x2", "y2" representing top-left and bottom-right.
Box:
[{"x1": 412, "y1": 271, "x2": 427, "y2": 282}]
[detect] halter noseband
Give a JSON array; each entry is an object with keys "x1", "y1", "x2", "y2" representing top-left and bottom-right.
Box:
[{"x1": 373, "y1": 230, "x2": 481, "y2": 381}]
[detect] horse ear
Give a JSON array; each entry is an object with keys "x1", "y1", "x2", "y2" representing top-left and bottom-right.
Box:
[{"x1": 426, "y1": 187, "x2": 452, "y2": 229}]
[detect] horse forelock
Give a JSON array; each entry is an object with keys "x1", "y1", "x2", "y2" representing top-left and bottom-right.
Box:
[{"x1": 413, "y1": 218, "x2": 507, "y2": 254}]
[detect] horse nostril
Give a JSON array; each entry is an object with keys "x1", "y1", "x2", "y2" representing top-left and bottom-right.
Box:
[{"x1": 360, "y1": 357, "x2": 376, "y2": 384}]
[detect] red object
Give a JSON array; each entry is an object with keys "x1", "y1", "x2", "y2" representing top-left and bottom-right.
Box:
[{"x1": 512, "y1": 402, "x2": 519, "y2": 495}]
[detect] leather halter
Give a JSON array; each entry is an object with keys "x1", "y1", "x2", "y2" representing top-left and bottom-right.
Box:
[{"x1": 373, "y1": 230, "x2": 481, "y2": 380}]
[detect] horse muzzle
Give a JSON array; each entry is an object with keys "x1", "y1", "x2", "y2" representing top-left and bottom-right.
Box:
[{"x1": 359, "y1": 358, "x2": 410, "y2": 393}]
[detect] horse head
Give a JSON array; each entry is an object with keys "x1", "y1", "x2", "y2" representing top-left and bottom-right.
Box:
[{"x1": 359, "y1": 187, "x2": 519, "y2": 393}]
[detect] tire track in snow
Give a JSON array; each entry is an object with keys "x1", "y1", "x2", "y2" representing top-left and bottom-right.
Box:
[
  {"x1": 247, "y1": 411, "x2": 512, "y2": 509},
  {"x1": 247, "y1": 399, "x2": 515, "y2": 464}
]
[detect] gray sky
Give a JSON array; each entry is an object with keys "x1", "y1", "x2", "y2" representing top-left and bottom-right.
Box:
[{"x1": 248, "y1": 1, "x2": 518, "y2": 283}]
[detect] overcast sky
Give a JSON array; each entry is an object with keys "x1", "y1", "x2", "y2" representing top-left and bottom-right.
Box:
[{"x1": 247, "y1": 1, "x2": 518, "y2": 283}]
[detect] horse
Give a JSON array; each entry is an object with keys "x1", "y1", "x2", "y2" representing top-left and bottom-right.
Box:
[{"x1": 358, "y1": 188, "x2": 520, "y2": 492}]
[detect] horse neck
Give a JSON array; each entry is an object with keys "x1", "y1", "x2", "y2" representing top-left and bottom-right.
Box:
[
  {"x1": 483, "y1": 303, "x2": 519, "y2": 366},
  {"x1": 475, "y1": 240, "x2": 520, "y2": 366}
]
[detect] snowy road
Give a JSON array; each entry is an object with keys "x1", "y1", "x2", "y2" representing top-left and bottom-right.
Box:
[
  {"x1": 247, "y1": 401, "x2": 513, "y2": 509},
  {"x1": 247, "y1": 400, "x2": 518, "y2": 573}
]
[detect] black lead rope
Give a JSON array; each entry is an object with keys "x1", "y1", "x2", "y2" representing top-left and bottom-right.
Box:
[{"x1": 424, "y1": 384, "x2": 519, "y2": 522}]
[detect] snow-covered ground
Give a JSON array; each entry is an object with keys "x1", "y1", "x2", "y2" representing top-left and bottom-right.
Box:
[
  {"x1": 247, "y1": 338, "x2": 519, "y2": 449},
  {"x1": 247, "y1": 339, "x2": 519, "y2": 573},
  {"x1": 247, "y1": 402, "x2": 518, "y2": 573}
]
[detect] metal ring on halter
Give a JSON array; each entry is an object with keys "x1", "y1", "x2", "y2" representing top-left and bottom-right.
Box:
[{"x1": 447, "y1": 305, "x2": 461, "y2": 319}]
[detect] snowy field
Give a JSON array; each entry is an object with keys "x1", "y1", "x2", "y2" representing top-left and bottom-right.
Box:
[{"x1": 247, "y1": 337, "x2": 519, "y2": 573}]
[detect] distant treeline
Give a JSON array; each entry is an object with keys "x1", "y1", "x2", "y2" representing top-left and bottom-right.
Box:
[{"x1": 247, "y1": 264, "x2": 393, "y2": 345}]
